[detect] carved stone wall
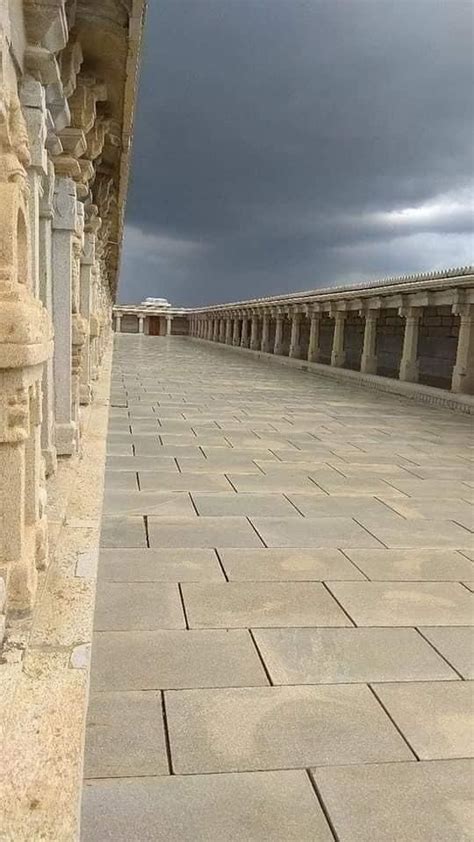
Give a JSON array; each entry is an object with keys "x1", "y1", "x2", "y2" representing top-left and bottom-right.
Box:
[{"x1": 0, "y1": 1, "x2": 145, "y2": 635}]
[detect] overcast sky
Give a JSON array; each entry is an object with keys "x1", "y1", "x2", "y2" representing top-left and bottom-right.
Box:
[{"x1": 119, "y1": 0, "x2": 473, "y2": 306}]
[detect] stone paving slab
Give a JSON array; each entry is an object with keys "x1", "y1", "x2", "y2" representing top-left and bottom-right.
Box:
[
  {"x1": 147, "y1": 516, "x2": 264, "y2": 548},
  {"x1": 253, "y1": 627, "x2": 458, "y2": 684},
  {"x1": 90, "y1": 629, "x2": 267, "y2": 691},
  {"x1": 419, "y1": 626, "x2": 474, "y2": 678},
  {"x1": 100, "y1": 516, "x2": 147, "y2": 547},
  {"x1": 373, "y1": 681, "x2": 474, "y2": 759},
  {"x1": 103, "y1": 490, "x2": 197, "y2": 517},
  {"x1": 250, "y1": 516, "x2": 383, "y2": 547},
  {"x1": 93, "y1": 582, "x2": 185, "y2": 631},
  {"x1": 138, "y1": 472, "x2": 234, "y2": 492},
  {"x1": 84, "y1": 691, "x2": 168, "y2": 778},
  {"x1": 191, "y1": 492, "x2": 301, "y2": 517},
  {"x1": 219, "y1": 548, "x2": 364, "y2": 580},
  {"x1": 327, "y1": 581, "x2": 474, "y2": 626},
  {"x1": 81, "y1": 770, "x2": 334, "y2": 841},
  {"x1": 344, "y1": 548, "x2": 474, "y2": 581},
  {"x1": 312, "y1": 759, "x2": 474, "y2": 842},
  {"x1": 164, "y1": 684, "x2": 414, "y2": 774},
  {"x1": 182, "y1": 581, "x2": 351, "y2": 628},
  {"x1": 98, "y1": 548, "x2": 224, "y2": 581}
]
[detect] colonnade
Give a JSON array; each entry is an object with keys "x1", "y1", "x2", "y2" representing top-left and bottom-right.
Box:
[
  {"x1": 0, "y1": 2, "x2": 144, "y2": 624},
  {"x1": 188, "y1": 269, "x2": 474, "y2": 395}
]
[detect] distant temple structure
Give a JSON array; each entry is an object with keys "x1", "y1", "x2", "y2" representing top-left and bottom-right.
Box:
[{"x1": 113, "y1": 297, "x2": 190, "y2": 335}]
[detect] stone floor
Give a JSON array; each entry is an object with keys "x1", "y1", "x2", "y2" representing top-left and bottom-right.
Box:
[{"x1": 81, "y1": 335, "x2": 474, "y2": 841}]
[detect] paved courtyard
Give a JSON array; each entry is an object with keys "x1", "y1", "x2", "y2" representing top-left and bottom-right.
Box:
[{"x1": 81, "y1": 335, "x2": 473, "y2": 841}]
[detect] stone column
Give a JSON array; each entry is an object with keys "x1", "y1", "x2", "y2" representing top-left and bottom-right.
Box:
[
  {"x1": 331, "y1": 310, "x2": 346, "y2": 367},
  {"x1": 225, "y1": 317, "x2": 233, "y2": 345},
  {"x1": 274, "y1": 314, "x2": 284, "y2": 355},
  {"x1": 213, "y1": 318, "x2": 219, "y2": 342},
  {"x1": 261, "y1": 313, "x2": 271, "y2": 353},
  {"x1": 219, "y1": 319, "x2": 226, "y2": 343},
  {"x1": 250, "y1": 315, "x2": 260, "y2": 350},
  {"x1": 115, "y1": 313, "x2": 122, "y2": 332},
  {"x1": 166, "y1": 315, "x2": 172, "y2": 336},
  {"x1": 38, "y1": 163, "x2": 57, "y2": 475},
  {"x1": 0, "y1": 173, "x2": 53, "y2": 615},
  {"x1": 52, "y1": 177, "x2": 80, "y2": 455},
  {"x1": 289, "y1": 311, "x2": 302, "y2": 358},
  {"x1": 241, "y1": 317, "x2": 249, "y2": 348},
  {"x1": 360, "y1": 309, "x2": 379, "y2": 374},
  {"x1": 232, "y1": 317, "x2": 240, "y2": 346},
  {"x1": 138, "y1": 315, "x2": 144, "y2": 334},
  {"x1": 79, "y1": 233, "x2": 95, "y2": 405},
  {"x1": 399, "y1": 306, "x2": 421, "y2": 382},
  {"x1": 452, "y1": 304, "x2": 474, "y2": 394},
  {"x1": 307, "y1": 311, "x2": 321, "y2": 362}
]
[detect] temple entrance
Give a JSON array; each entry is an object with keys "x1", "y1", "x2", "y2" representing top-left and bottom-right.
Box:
[{"x1": 148, "y1": 316, "x2": 165, "y2": 335}]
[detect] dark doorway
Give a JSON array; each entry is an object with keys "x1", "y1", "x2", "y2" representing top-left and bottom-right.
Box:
[{"x1": 148, "y1": 316, "x2": 164, "y2": 335}]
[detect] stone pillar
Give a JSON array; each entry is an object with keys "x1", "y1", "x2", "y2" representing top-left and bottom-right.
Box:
[
  {"x1": 52, "y1": 177, "x2": 80, "y2": 455},
  {"x1": 38, "y1": 163, "x2": 57, "y2": 476},
  {"x1": 115, "y1": 313, "x2": 122, "y2": 332},
  {"x1": 138, "y1": 316, "x2": 144, "y2": 334},
  {"x1": 241, "y1": 317, "x2": 249, "y2": 348},
  {"x1": 219, "y1": 319, "x2": 226, "y2": 343},
  {"x1": 261, "y1": 313, "x2": 271, "y2": 353},
  {"x1": 331, "y1": 310, "x2": 346, "y2": 367},
  {"x1": 307, "y1": 311, "x2": 321, "y2": 362},
  {"x1": 213, "y1": 318, "x2": 219, "y2": 342},
  {"x1": 360, "y1": 309, "x2": 379, "y2": 374},
  {"x1": 250, "y1": 315, "x2": 260, "y2": 350},
  {"x1": 225, "y1": 317, "x2": 233, "y2": 345},
  {"x1": 79, "y1": 233, "x2": 95, "y2": 405},
  {"x1": 166, "y1": 315, "x2": 172, "y2": 336},
  {"x1": 232, "y1": 317, "x2": 240, "y2": 346},
  {"x1": 0, "y1": 170, "x2": 53, "y2": 614},
  {"x1": 399, "y1": 306, "x2": 421, "y2": 382},
  {"x1": 274, "y1": 314, "x2": 284, "y2": 355},
  {"x1": 289, "y1": 311, "x2": 302, "y2": 358},
  {"x1": 452, "y1": 304, "x2": 474, "y2": 394}
]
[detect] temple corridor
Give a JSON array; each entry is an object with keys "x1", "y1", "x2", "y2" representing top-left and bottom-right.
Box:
[{"x1": 81, "y1": 334, "x2": 473, "y2": 841}]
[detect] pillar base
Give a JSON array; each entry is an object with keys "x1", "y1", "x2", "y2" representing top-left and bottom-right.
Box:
[
  {"x1": 331, "y1": 352, "x2": 345, "y2": 367},
  {"x1": 451, "y1": 366, "x2": 474, "y2": 395},
  {"x1": 80, "y1": 384, "x2": 93, "y2": 405},
  {"x1": 42, "y1": 445, "x2": 57, "y2": 478},
  {"x1": 399, "y1": 361, "x2": 419, "y2": 383},
  {"x1": 307, "y1": 350, "x2": 320, "y2": 363},
  {"x1": 289, "y1": 345, "x2": 301, "y2": 359},
  {"x1": 55, "y1": 421, "x2": 78, "y2": 456},
  {"x1": 360, "y1": 354, "x2": 377, "y2": 374}
]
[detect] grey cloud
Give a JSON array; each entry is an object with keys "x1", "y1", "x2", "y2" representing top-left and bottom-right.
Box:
[{"x1": 120, "y1": 0, "x2": 474, "y2": 305}]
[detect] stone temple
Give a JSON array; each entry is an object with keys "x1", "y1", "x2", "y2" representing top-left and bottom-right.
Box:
[{"x1": 1, "y1": 2, "x2": 473, "y2": 840}]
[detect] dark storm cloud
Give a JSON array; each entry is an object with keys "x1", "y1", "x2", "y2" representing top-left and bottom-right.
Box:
[{"x1": 120, "y1": 0, "x2": 474, "y2": 306}]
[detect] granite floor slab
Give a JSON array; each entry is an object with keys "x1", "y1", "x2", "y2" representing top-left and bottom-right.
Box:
[
  {"x1": 165, "y1": 684, "x2": 414, "y2": 774},
  {"x1": 83, "y1": 336, "x2": 474, "y2": 838}
]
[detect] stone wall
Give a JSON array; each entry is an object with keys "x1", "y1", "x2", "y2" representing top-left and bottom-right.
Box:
[{"x1": 0, "y1": 1, "x2": 144, "y2": 636}]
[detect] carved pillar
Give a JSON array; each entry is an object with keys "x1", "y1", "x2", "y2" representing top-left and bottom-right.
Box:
[
  {"x1": 289, "y1": 311, "x2": 302, "y2": 358},
  {"x1": 232, "y1": 317, "x2": 240, "y2": 346},
  {"x1": 138, "y1": 316, "x2": 144, "y2": 334},
  {"x1": 52, "y1": 177, "x2": 79, "y2": 455},
  {"x1": 38, "y1": 162, "x2": 57, "y2": 475},
  {"x1": 166, "y1": 315, "x2": 172, "y2": 336},
  {"x1": 360, "y1": 308, "x2": 379, "y2": 374},
  {"x1": 331, "y1": 310, "x2": 346, "y2": 367},
  {"x1": 79, "y1": 233, "x2": 95, "y2": 404},
  {"x1": 452, "y1": 304, "x2": 474, "y2": 394},
  {"x1": 0, "y1": 165, "x2": 53, "y2": 615},
  {"x1": 274, "y1": 314, "x2": 284, "y2": 355},
  {"x1": 213, "y1": 318, "x2": 219, "y2": 342},
  {"x1": 219, "y1": 319, "x2": 225, "y2": 343},
  {"x1": 71, "y1": 225, "x2": 87, "y2": 435},
  {"x1": 250, "y1": 315, "x2": 260, "y2": 350},
  {"x1": 261, "y1": 313, "x2": 271, "y2": 353},
  {"x1": 399, "y1": 306, "x2": 421, "y2": 382},
  {"x1": 241, "y1": 317, "x2": 249, "y2": 348},
  {"x1": 115, "y1": 313, "x2": 122, "y2": 332},
  {"x1": 224, "y1": 317, "x2": 232, "y2": 345},
  {"x1": 307, "y1": 310, "x2": 321, "y2": 362}
]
